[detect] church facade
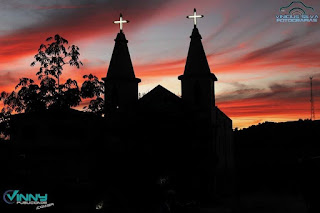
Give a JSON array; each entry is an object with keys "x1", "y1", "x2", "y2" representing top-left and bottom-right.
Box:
[{"x1": 101, "y1": 17, "x2": 234, "y2": 206}]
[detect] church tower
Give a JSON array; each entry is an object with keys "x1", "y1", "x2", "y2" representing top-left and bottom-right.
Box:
[
  {"x1": 178, "y1": 9, "x2": 217, "y2": 111},
  {"x1": 177, "y1": 9, "x2": 222, "y2": 202},
  {"x1": 103, "y1": 14, "x2": 141, "y2": 114}
]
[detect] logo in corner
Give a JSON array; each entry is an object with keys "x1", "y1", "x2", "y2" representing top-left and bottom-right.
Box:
[
  {"x1": 2, "y1": 189, "x2": 48, "y2": 205},
  {"x1": 276, "y1": 1, "x2": 318, "y2": 23},
  {"x1": 3, "y1": 190, "x2": 16, "y2": 204}
]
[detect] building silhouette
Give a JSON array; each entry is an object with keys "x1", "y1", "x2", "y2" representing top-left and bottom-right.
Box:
[{"x1": 4, "y1": 24, "x2": 234, "y2": 212}]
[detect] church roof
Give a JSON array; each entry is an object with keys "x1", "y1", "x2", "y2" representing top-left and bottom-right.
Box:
[
  {"x1": 180, "y1": 27, "x2": 217, "y2": 81},
  {"x1": 138, "y1": 85, "x2": 181, "y2": 112},
  {"x1": 105, "y1": 31, "x2": 140, "y2": 82}
]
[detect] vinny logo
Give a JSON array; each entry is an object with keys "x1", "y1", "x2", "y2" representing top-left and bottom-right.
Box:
[{"x1": 3, "y1": 190, "x2": 47, "y2": 205}]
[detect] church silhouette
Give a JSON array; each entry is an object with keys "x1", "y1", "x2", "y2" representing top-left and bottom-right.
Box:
[{"x1": 3, "y1": 11, "x2": 234, "y2": 213}]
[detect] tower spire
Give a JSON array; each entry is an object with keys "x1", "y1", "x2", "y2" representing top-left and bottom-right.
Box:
[
  {"x1": 106, "y1": 13, "x2": 139, "y2": 81},
  {"x1": 179, "y1": 9, "x2": 217, "y2": 110},
  {"x1": 103, "y1": 14, "x2": 140, "y2": 113},
  {"x1": 179, "y1": 12, "x2": 216, "y2": 79}
]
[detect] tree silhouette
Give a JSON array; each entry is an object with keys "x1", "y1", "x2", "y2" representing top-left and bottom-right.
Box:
[
  {"x1": 81, "y1": 74, "x2": 104, "y2": 115},
  {"x1": 0, "y1": 35, "x2": 85, "y2": 137},
  {"x1": 0, "y1": 34, "x2": 83, "y2": 113},
  {"x1": 0, "y1": 35, "x2": 108, "y2": 137},
  {"x1": 30, "y1": 34, "x2": 83, "y2": 108},
  {"x1": 31, "y1": 34, "x2": 82, "y2": 88},
  {"x1": 1, "y1": 78, "x2": 44, "y2": 113},
  {"x1": 0, "y1": 92, "x2": 12, "y2": 139}
]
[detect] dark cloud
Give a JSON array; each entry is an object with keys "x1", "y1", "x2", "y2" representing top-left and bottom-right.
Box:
[
  {"x1": 241, "y1": 38, "x2": 295, "y2": 62},
  {"x1": 217, "y1": 73, "x2": 320, "y2": 107},
  {"x1": 216, "y1": 78, "x2": 318, "y2": 120},
  {"x1": 216, "y1": 82, "x2": 263, "y2": 102},
  {"x1": 213, "y1": 41, "x2": 320, "y2": 73},
  {"x1": 0, "y1": 0, "x2": 172, "y2": 63}
]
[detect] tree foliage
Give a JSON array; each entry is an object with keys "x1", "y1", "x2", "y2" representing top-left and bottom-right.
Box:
[
  {"x1": 1, "y1": 78, "x2": 44, "y2": 114},
  {"x1": 30, "y1": 34, "x2": 82, "y2": 82},
  {"x1": 0, "y1": 35, "x2": 106, "y2": 138},
  {"x1": 81, "y1": 74, "x2": 105, "y2": 115}
]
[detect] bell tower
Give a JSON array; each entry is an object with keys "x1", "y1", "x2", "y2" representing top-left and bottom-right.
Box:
[
  {"x1": 178, "y1": 10, "x2": 217, "y2": 111},
  {"x1": 103, "y1": 14, "x2": 141, "y2": 114}
]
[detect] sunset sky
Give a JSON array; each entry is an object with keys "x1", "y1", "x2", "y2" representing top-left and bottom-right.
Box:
[{"x1": 0, "y1": 0, "x2": 319, "y2": 128}]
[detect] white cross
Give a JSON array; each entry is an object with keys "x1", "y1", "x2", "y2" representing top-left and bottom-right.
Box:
[
  {"x1": 187, "y1": 8, "x2": 204, "y2": 26},
  {"x1": 114, "y1": 13, "x2": 129, "y2": 32}
]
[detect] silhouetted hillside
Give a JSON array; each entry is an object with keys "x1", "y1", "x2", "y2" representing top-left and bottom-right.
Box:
[{"x1": 234, "y1": 119, "x2": 320, "y2": 193}]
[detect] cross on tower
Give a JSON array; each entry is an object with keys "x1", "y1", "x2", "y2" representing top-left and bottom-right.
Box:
[
  {"x1": 187, "y1": 8, "x2": 204, "y2": 27},
  {"x1": 114, "y1": 13, "x2": 129, "y2": 32}
]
